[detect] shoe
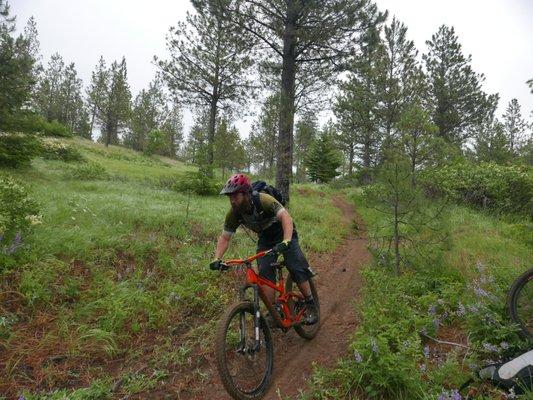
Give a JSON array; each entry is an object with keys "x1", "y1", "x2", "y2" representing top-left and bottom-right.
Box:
[{"x1": 304, "y1": 299, "x2": 319, "y2": 325}]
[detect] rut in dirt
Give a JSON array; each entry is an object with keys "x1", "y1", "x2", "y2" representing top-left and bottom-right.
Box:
[{"x1": 194, "y1": 195, "x2": 371, "y2": 400}]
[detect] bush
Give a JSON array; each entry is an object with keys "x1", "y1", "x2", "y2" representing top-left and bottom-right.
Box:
[
  {"x1": 422, "y1": 162, "x2": 533, "y2": 216},
  {"x1": 41, "y1": 139, "x2": 85, "y2": 162},
  {"x1": 0, "y1": 112, "x2": 73, "y2": 137},
  {"x1": 0, "y1": 132, "x2": 42, "y2": 168},
  {"x1": 67, "y1": 161, "x2": 109, "y2": 180},
  {"x1": 0, "y1": 175, "x2": 41, "y2": 261},
  {"x1": 173, "y1": 168, "x2": 221, "y2": 196}
]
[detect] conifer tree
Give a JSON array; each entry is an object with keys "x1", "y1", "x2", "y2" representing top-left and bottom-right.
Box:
[
  {"x1": 0, "y1": 2, "x2": 36, "y2": 123},
  {"x1": 334, "y1": 27, "x2": 383, "y2": 180},
  {"x1": 126, "y1": 78, "x2": 167, "y2": 152},
  {"x1": 305, "y1": 126, "x2": 342, "y2": 183},
  {"x1": 86, "y1": 56, "x2": 109, "y2": 138},
  {"x1": 160, "y1": 100, "x2": 183, "y2": 158},
  {"x1": 503, "y1": 98, "x2": 527, "y2": 155},
  {"x1": 248, "y1": 94, "x2": 279, "y2": 178},
  {"x1": 98, "y1": 57, "x2": 131, "y2": 146},
  {"x1": 294, "y1": 112, "x2": 318, "y2": 182},
  {"x1": 423, "y1": 25, "x2": 495, "y2": 146},
  {"x1": 214, "y1": 118, "x2": 245, "y2": 177},
  {"x1": 157, "y1": 0, "x2": 255, "y2": 173},
  {"x1": 221, "y1": 0, "x2": 386, "y2": 201},
  {"x1": 474, "y1": 119, "x2": 512, "y2": 165}
]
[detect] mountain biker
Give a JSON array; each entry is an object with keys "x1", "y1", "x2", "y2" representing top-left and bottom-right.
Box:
[{"x1": 210, "y1": 173, "x2": 318, "y2": 325}]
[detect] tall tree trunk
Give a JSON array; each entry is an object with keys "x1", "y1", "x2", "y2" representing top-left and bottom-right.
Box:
[
  {"x1": 207, "y1": 95, "x2": 217, "y2": 170},
  {"x1": 276, "y1": 11, "x2": 297, "y2": 203},
  {"x1": 393, "y1": 163, "x2": 400, "y2": 275}
]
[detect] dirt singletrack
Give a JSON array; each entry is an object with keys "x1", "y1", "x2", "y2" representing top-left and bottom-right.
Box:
[{"x1": 192, "y1": 195, "x2": 371, "y2": 400}]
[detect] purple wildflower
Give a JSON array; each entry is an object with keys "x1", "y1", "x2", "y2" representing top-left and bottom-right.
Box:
[
  {"x1": 353, "y1": 350, "x2": 362, "y2": 363},
  {"x1": 423, "y1": 345, "x2": 430, "y2": 358},
  {"x1": 437, "y1": 389, "x2": 462, "y2": 400},
  {"x1": 474, "y1": 286, "x2": 490, "y2": 298},
  {"x1": 428, "y1": 305, "x2": 437, "y2": 315},
  {"x1": 18, "y1": 396, "x2": 26, "y2": 400},
  {"x1": 6, "y1": 232, "x2": 22, "y2": 255},
  {"x1": 456, "y1": 303, "x2": 466, "y2": 317},
  {"x1": 483, "y1": 342, "x2": 499, "y2": 353},
  {"x1": 370, "y1": 338, "x2": 379, "y2": 354}
]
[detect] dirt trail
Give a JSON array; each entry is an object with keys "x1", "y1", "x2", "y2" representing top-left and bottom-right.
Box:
[{"x1": 193, "y1": 195, "x2": 370, "y2": 400}]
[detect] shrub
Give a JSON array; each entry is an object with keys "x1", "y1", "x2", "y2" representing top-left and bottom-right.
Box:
[
  {"x1": 0, "y1": 175, "x2": 41, "y2": 261},
  {"x1": 173, "y1": 167, "x2": 221, "y2": 196},
  {"x1": 41, "y1": 139, "x2": 85, "y2": 162},
  {"x1": 0, "y1": 132, "x2": 42, "y2": 168},
  {"x1": 422, "y1": 162, "x2": 533, "y2": 216},
  {"x1": 67, "y1": 161, "x2": 109, "y2": 180},
  {"x1": 0, "y1": 111, "x2": 73, "y2": 137}
]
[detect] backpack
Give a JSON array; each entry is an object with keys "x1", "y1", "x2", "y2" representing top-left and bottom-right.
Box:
[{"x1": 250, "y1": 181, "x2": 286, "y2": 214}]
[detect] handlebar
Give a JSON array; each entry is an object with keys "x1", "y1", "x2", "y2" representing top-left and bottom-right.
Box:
[{"x1": 221, "y1": 248, "x2": 275, "y2": 269}]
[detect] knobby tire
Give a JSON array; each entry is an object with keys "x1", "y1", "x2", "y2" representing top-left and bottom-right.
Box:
[{"x1": 215, "y1": 301, "x2": 273, "y2": 400}]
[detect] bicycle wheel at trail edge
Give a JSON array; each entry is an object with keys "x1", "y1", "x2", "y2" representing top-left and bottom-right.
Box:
[
  {"x1": 215, "y1": 301, "x2": 273, "y2": 400},
  {"x1": 286, "y1": 276, "x2": 320, "y2": 340},
  {"x1": 506, "y1": 268, "x2": 533, "y2": 340}
]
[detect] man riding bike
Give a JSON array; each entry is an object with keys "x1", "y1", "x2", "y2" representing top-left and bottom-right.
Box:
[{"x1": 210, "y1": 173, "x2": 318, "y2": 325}]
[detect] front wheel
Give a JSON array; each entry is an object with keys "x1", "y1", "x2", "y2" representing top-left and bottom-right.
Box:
[
  {"x1": 286, "y1": 276, "x2": 320, "y2": 340},
  {"x1": 506, "y1": 268, "x2": 533, "y2": 340},
  {"x1": 215, "y1": 301, "x2": 274, "y2": 400}
]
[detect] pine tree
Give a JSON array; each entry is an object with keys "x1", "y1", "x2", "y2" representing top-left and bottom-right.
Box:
[
  {"x1": 33, "y1": 53, "x2": 65, "y2": 121},
  {"x1": 86, "y1": 56, "x2": 109, "y2": 138},
  {"x1": 0, "y1": 2, "x2": 36, "y2": 123},
  {"x1": 157, "y1": 0, "x2": 255, "y2": 173},
  {"x1": 126, "y1": 78, "x2": 167, "y2": 152},
  {"x1": 214, "y1": 118, "x2": 245, "y2": 177},
  {"x1": 294, "y1": 112, "x2": 318, "y2": 182},
  {"x1": 396, "y1": 105, "x2": 439, "y2": 185},
  {"x1": 221, "y1": 0, "x2": 386, "y2": 201},
  {"x1": 182, "y1": 112, "x2": 209, "y2": 164},
  {"x1": 98, "y1": 57, "x2": 131, "y2": 146},
  {"x1": 305, "y1": 127, "x2": 342, "y2": 183},
  {"x1": 380, "y1": 17, "x2": 426, "y2": 142},
  {"x1": 423, "y1": 25, "x2": 495, "y2": 146},
  {"x1": 334, "y1": 27, "x2": 383, "y2": 180},
  {"x1": 474, "y1": 119, "x2": 512, "y2": 165},
  {"x1": 160, "y1": 100, "x2": 183, "y2": 158},
  {"x1": 248, "y1": 94, "x2": 279, "y2": 178},
  {"x1": 503, "y1": 98, "x2": 527, "y2": 155}
]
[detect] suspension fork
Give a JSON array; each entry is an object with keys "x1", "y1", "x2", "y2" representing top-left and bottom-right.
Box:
[{"x1": 252, "y1": 284, "x2": 261, "y2": 351}]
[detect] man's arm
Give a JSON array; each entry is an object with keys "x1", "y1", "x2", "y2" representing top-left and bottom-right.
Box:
[
  {"x1": 215, "y1": 231, "x2": 233, "y2": 259},
  {"x1": 277, "y1": 209, "x2": 293, "y2": 242}
]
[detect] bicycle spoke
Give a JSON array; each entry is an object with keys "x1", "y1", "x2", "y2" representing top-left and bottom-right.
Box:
[{"x1": 223, "y1": 308, "x2": 269, "y2": 394}]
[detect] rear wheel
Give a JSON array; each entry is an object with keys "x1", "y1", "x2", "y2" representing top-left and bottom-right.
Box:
[
  {"x1": 285, "y1": 276, "x2": 320, "y2": 340},
  {"x1": 506, "y1": 268, "x2": 533, "y2": 340},
  {"x1": 215, "y1": 301, "x2": 273, "y2": 400}
]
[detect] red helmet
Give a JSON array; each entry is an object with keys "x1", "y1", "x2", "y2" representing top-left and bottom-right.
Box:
[{"x1": 220, "y1": 173, "x2": 251, "y2": 195}]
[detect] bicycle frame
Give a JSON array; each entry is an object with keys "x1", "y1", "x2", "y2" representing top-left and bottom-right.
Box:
[{"x1": 225, "y1": 250, "x2": 307, "y2": 332}]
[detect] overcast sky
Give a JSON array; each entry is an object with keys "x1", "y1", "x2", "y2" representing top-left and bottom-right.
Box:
[{"x1": 12, "y1": 0, "x2": 533, "y2": 136}]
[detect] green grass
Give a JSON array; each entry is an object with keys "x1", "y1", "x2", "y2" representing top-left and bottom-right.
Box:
[
  {"x1": 0, "y1": 138, "x2": 348, "y2": 398},
  {"x1": 301, "y1": 188, "x2": 532, "y2": 399}
]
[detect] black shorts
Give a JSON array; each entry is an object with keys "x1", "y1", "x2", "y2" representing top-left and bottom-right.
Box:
[{"x1": 257, "y1": 236, "x2": 313, "y2": 284}]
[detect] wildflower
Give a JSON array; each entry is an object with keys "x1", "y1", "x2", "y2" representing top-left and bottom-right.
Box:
[
  {"x1": 419, "y1": 363, "x2": 426, "y2": 372},
  {"x1": 482, "y1": 342, "x2": 499, "y2": 353},
  {"x1": 6, "y1": 232, "x2": 22, "y2": 255},
  {"x1": 456, "y1": 303, "x2": 466, "y2": 317},
  {"x1": 467, "y1": 305, "x2": 479, "y2": 313},
  {"x1": 428, "y1": 305, "x2": 437, "y2": 315},
  {"x1": 353, "y1": 350, "x2": 362, "y2": 363},
  {"x1": 423, "y1": 345, "x2": 430, "y2": 358},
  {"x1": 370, "y1": 338, "x2": 379, "y2": 354}
]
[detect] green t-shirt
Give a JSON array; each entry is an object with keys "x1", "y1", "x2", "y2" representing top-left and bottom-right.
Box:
[{"x1": 223, "y1": 193, "x2": 285, "y2": 235}]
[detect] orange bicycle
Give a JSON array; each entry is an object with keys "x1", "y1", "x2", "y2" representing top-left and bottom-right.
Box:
[{"x1": 214, "y1": 249, "x2": 320, "y2": 400}]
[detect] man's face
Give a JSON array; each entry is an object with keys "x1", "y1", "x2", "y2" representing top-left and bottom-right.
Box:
[{"x1": 229, "y1": 192, "x2": 248, "y2": 213}]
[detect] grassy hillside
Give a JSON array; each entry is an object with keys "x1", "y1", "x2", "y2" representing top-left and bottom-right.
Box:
[{"x1": 0, "y1": 138, "x2": 349, "y2": 399}]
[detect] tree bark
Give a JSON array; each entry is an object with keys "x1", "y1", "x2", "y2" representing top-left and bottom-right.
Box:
[{"x1": 276, "y1": 9, "x2": 297, "y2": 203}]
